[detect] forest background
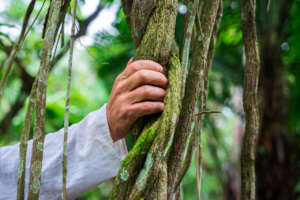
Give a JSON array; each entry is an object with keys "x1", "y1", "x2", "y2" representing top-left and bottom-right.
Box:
[{"x1": 0, "y1": 0, "x2": 300, "y2": 199}]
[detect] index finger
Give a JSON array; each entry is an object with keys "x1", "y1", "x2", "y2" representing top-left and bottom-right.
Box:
[{"x1": 123, "y1": 60, "x2": 163, "y2": 78}]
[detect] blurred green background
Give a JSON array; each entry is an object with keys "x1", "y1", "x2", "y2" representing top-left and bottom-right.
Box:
[{"x1": 1, "y1": 0, "x2": 300, "y2": 199}]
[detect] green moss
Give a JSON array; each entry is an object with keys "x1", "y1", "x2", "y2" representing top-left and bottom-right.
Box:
[
  {"x1": 120, "y1": 169, "x2": 129, "y2": 181},
  {"x1": 119, "y1": 126, "x2": 157, "y2": 170},
  {"x1": 109, "y1": 0, "x2": 180, "y2": 198},
  {"x1": 135, "y1": 127, "x2": 155, "y2": 146}
]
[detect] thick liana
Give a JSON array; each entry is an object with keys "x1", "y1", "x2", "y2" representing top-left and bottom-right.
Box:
[{"x1": 110, "y1": 53, "x2": 182, "y2": 200}]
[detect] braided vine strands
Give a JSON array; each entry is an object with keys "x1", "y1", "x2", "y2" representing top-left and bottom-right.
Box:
[
  {"x1": 110, "y1": 0, "x2": 179, "y2": 199},
  {"x1": 127, "y1": 54, "x2": 182, "y2": 199},
  {"x1": 133, "y1": 0, "x2": 178, "y2": 66},
  {"x1": 126, "y1": 0, "x2": 179, "y2": 140},
  {"x1": 167, "y1": 0, "x2": 221, "y2": 196},
  {"x1": 193, "y1": 2, "x2": 223, "y2": 199},
  {"x1": 110, "y1": 54, "x2": 182, "y2": 200}
]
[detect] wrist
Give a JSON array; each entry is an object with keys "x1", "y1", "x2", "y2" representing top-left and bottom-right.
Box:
[{"x1": 106, "y1": 105, "x2": 118, "y2": 142}]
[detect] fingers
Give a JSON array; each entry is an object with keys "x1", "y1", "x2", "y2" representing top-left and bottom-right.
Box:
[
  {"x1": 127, "y1": 57, "x2": 134, "y2": 65},
  {"x1": 107, "y1": 59, "x2": 168, "y2": 141},
  {"x1": 126, "y1": 70, "x2": 168, "y2": 91},
  {"x1": 128, "y1": 85, "x2": 166, "y2": 103},
  {"x1": 129, "y1": 101, "x2": 164, "y2": 121},
  {"x1": 123, "y1": 60, "x2": 163, "y2": 78}
]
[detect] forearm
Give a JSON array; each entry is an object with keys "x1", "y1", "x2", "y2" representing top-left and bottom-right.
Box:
[{"x1": 0, "y1": 104, "x2": 127, "y2": 199}]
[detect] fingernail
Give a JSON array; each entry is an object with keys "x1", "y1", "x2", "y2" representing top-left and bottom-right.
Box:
[
  {"x1": 156, "y1": 65, "x2": 163, "y2": 71},
  {"x1": 128, "y1": 57, "x2": 134, "y2": 64},
  {"x1": 160, "y1": 103, "x2": 164, "y2": 111}
]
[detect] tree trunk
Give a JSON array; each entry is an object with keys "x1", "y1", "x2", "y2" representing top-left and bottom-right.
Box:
[
  {"x1": 110, "y1": 0, "x2": 221, "y2": 199},
  {"x1": 256, "y1": 0, "x2": 300, "y2": 199}
]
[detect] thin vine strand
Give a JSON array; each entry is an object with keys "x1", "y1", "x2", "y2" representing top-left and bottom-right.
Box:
[{"x1": 62, "y1": 0, "x2": 77, "y2": 198}]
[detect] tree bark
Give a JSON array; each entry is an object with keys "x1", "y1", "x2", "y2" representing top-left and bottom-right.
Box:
[
  {"x1": 167, "y1": 0, "x2": 220, "y2": 197},
  {"x1": 26, "y1": 0, "x2": 71, "y2": 199},
  {"x1": 62, "y1": 0, "x2": 77, "y2": 199},
  {"x1": 110, "y1": 0, "x2": 221, "y2": 199},
  {"x1": 110, "y1": 1, "x2": 180, "y2": 198},
  {"x1": 240, "y1": 0, "x2": 261, "y2": 199}
]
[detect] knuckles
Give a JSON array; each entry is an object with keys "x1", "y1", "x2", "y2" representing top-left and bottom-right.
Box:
[
  {"x1": 115, "y1": 74, "x2": 124, "y2": 82},
  {"x1": 118, "y1": 103, "x2": 130, "y2": 120},
  {"x1": 114, "y1": 81, "x2": 126, "y2": 95},
  {"x1": 137, "y1": 70, "x2": 148, "y2": 82},
  {"x1": 143, "y1": 85, "x2": 153, "y2": 96},
  {"x1": 128, "y1": 63, "x2": 139, "y2": 72},
  {"x1": 142, "y1": 85, "x2": 166, "y2": 99},
  {"x1": 154, "y1": 102, "x2": 164, "y2": 111}
]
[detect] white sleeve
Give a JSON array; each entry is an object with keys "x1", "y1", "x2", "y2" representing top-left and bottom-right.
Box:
[{"x1": 0, "y1": 104, "x2": 128, "y2": 200}]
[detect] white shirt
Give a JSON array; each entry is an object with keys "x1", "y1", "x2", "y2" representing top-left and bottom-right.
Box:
[{"x1": 0, "y1": 104, "x2": 128, "y2": 200}]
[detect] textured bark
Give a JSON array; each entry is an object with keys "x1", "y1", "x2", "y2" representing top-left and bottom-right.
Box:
[
  {"x1": 110, "y1": 0, "x2": 222, "y2": 199},
  {"x1": 110, "y1": 54, "x2": 182, "y2": 199},
  {"x1": 240, "y1": 0, "x2": 261, "y2": 199},
  {"x1": 110, "y1": 0, "x2": 182, "y2": 199},
  {"x1": 17, "y1": 77, "x2": 38, "y2": 200},
  {"x1": 180, "y1": 0, "x2": 200, "y2": 86},
  {"x1": 62, "y1": 0, "x2": 77, "y2": 199},
  {"x1": 13, "y1": 3, "x2": 68, "y2": 197},
  {"x1": 194, "y1": 2, "x2": 223, "y2": 199},
  {"x1": 167, "y1": 0, "x2": 220, "y2": 196},
  {"x1": 27, "y1": 0, "x2": 71, "y2": 199}
]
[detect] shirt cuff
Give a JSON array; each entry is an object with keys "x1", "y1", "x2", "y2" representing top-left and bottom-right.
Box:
[{"x1": 98, "y1": 104, "x2": 128, "y2": 161}]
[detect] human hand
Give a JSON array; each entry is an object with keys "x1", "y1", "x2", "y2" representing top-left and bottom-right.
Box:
[{"x1": 106, "y1": 59, "x2": 168, "y2": 141}]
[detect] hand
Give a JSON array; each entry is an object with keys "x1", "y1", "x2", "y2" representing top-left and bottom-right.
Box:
[{"x1": 106, "y1": 58, "x2": 168, "y2": 141}]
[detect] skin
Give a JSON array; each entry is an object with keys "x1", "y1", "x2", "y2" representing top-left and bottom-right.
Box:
[{"x1": 107, "y1": 59, "x2": 168, "y2": 141}]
